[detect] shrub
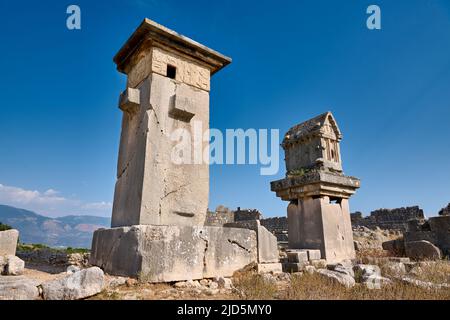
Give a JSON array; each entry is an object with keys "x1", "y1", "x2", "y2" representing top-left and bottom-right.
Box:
[{"x1": 0, "y1": 222, "x2": 13, "y2": 231}]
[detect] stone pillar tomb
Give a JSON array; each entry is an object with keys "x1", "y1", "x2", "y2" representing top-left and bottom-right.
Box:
[
  {"x1": 90, "y1": 19, "x2": 280, "y2": 281},
  {"x1": 271, "y1": 112, "x2": 360, "y2": 264}
]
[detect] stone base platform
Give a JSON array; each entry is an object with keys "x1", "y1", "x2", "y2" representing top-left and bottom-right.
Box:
[{"x1": 90, "y1": 225, "x2": 257, "y2": 282}]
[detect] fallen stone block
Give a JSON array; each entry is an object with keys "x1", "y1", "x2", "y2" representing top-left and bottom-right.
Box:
[
  {"x1": 257, "y1": 263, "x2": 282, "y2": 274},
  {"x1": 41, "y1": 266, "x2": 104, "y2": 300},
  {"x1": 0, "y1": 229, "x2": 19, "y2": 256},
  {"x1": 286, "y1": 250, "x2": 308, "y2": 263},
  {"x1": 0, "y1": 276, "x2": 40, "y2": 300},
  {"x1": 327, "y1": 261, "x2": 354, "y2": 278},
  {"x1": 2, "y1": 255, "x2": 25, "y2": 276},
  {"x1": 405, "y1": 240, "x2": 441, "y2": 261},
  {"x1": 317, "y1": 269, "x2": 355, "y2": 288},
  {"x1": 382, "y1": 239, "x2": 405, "y2": 256},
  {"x1": 353, "y1": 264, "x2": 380, "y2": 282},
  {"x1": 90, "y1": 225, "x2": 257, "y2": 282}
]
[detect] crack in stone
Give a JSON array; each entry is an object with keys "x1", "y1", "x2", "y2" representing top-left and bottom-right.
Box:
[
  {"x1": 117, "y1": 154, "x2": 134, "y2": 179},
  {"x1": 199, "y1": 232, "x2": 209, "y2": 273},
  {"x1": 161, "y1": 183, "x2": 191, "y2": 200},
  {"x1": 227, "y1": 239, "x2": 251, "y2": 253}
]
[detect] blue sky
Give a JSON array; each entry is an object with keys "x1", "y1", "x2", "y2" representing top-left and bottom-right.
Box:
[{"x1": 0, "y1": 0, "x2": 449, "y2": 218}]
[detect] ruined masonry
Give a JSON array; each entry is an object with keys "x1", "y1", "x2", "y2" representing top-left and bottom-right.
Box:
[
  {"x1": 271, "y1": 112, "x2": 360, "y2": 264},
  {"x1": 90, "y1": 19, "x2": 280, "y2": 281}
]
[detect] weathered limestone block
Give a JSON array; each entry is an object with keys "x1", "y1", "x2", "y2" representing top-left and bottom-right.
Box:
[
  {"x1": 0, "y1": 229, "x2": 19, "y2": 256},
  {"x1": 287, "y1": 197, "x2": 355, "y2": 263},
  {"x1": 327, "y1": 261, "x2": 354, "y2": 278},
  {"x1": 382, "y1": 238, "x2": 405, "y2": 255},
  {"x1": 317, "y1": 269, "x2": 355, "y2": 288},
  {"x1": 405, "y1": 240, "x2": 441, "y2": 261},
  {"x1": 0, "y1": 276, "x2": 40, "y2": 300},
  {"x1": 428, "y1": 216, "x2": 450, "y2": 255},
  {"x1": 41, "y1": 267, "x2": 105, "y2": 300},
  {"x1": 224, "y1": 220, "x2": 279, "y2": 263},
  {"x1": 2, "y1": 255, "x2": 25, "y2": 276},
  {"x1": 90, "y1": 225, "x2": 257, "y2": 282}
]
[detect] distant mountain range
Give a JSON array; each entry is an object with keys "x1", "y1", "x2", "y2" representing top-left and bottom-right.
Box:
[{"x1": 0, "y1": 204, "x2": 110, "y2": 249}]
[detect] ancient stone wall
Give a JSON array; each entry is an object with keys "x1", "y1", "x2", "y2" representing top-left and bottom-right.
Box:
[
  {"x1": 234, "y1": 208, "x2": 262, "y2": 222},
  {"x1": 260, "y1": 217, "x2": 288, "y2": 242},
  {"x1": 204, "y1": 206, "x2": 234, "y2": 226},
  {"x1": 439, "y1": 203, "x2": 450, "y2": 216},
  {"x1": 351, "y1": 206, "x2": 425, "y2": 232}
]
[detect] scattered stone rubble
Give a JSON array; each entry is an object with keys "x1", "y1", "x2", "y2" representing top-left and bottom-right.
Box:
[
  {"x1": 41, "y1": 266, "x2": 105, "y2": 300},
  {"x1": 353, "y1": 226, "x2": 401, "y2": 251},
  {"x1": 2, "y1": 244, "x2": 450, "y2": 300},
  {"x1": 382, "y1": 213, "x2": 450, "y2": 260}
]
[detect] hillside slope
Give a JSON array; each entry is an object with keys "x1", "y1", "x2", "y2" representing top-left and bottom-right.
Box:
[{"x1": 0, "y1": 204, "x2": 110, "y2": 248}]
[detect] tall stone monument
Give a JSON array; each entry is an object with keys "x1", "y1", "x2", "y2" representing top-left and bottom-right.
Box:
[
  {"x1": 271, "y1": 112, "x2": 360, "y2": 263},
  {"x1": 111, "y1": 19, "x2": 231, "y2": 228},
  {"x1": 90, "y1": 19, "x2": 274, "y2": 282}
]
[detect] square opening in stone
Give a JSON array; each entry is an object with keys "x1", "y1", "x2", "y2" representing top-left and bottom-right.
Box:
[{"x1": 167, "y1": 64, "x2": 177, "y2": 79}]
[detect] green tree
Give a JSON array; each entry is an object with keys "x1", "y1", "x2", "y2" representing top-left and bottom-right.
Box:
[{"x1": 0, "y1": 221, "x2": 13, "y2": 231}]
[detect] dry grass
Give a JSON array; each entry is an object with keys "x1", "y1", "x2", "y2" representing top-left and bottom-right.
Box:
[
  {"x1": 92, "y1": 258, "x2": 450, "y2": 300},
  {"x1": 233, "y1": 274, "x2": 278, "y2": 300},
  {"x1": 406, "y1": 260, "x2": 450, "y2": 284},
  {"x1": 234, "y1": 272, "x2": 450, "y2": 300}
]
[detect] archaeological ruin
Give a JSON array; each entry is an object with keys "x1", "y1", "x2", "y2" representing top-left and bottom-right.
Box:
[
  {"x1": 90, "y1": 19, "x2": 280, "y2": 281},
  {"x1": 351, "y1": 206, "x2": 425, "y2": 232},
  {"x1": 439, "y1": 203, "x2": 450, "y2": 216},
  {"x1": 271, "y1": 112, "x2": 360, "y2": 264}
]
